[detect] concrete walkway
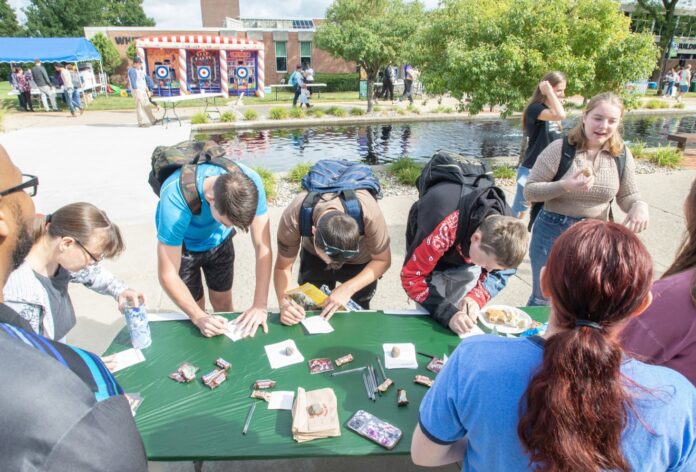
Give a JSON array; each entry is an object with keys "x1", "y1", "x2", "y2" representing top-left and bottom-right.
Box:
[{"x1": 0, "y1": 115, "x2": 693, "y2": 472}]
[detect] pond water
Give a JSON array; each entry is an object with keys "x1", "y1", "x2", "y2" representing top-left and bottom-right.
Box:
[{"x1": 197, "y1": 114, "x2": 696, "y2": 171}]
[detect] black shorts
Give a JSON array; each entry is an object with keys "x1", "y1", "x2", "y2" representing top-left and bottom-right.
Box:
[
  {"x1": 298, "y1": 249, "x2": 377, "y2": 309},
  {"x1": 179, "y1": 236, "x2": 235, "y2": 301}
]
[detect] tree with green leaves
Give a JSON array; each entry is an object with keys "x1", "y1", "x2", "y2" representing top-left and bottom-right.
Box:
[
  {"x1": 635, "y1": 0, "x2": 679, "y2": 88},
  {"x1": 103, "y1": 0, "x2": 155, "y2": 27},
  {"x1": 315, "y1": 0, "x2": 425, "y2": 112},
  {"x1": 24, "y1": 0, "x2": 108, "y2": 37},
  {"x1": 413, "y1": 0, "x2": 658, "y2": 116},
  {"x1": 126, "y1": 41, "x2": 138, "y2": 61},
  {"x1": 90, "y1": 32, "x2": 121, "y2": 75},
  {"x1": 0, "y1": 0, "x2": 20, "y2": 36}
]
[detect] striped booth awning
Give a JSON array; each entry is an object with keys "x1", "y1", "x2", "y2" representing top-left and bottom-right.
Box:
[{"x1": 136, "y1": 35, "x2": 264, "y2": 51}]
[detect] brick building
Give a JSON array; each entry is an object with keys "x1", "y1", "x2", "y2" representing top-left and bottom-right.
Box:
[{"x1": 84, "y1": 0, "x2": 354, "y2": 85}]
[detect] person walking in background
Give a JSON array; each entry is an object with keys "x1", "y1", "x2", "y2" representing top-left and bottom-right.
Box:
[
  {"x1": 31, "y1": 58, "x2": 59, "y2": 112},
  {"x1": 677, "y1": 64, "x2": 692, "y2": 103},
  {"x1": 399, "y1": 64, "x2": 415, "y2": 104},
  {"x1": 413, "y1": 220, "x2": 696, "y2": 471},
  {"x1": 289, "y1": 64, "x2": 303, "y2": 107},
  {"x1": 621, "y1": 176, "x2": 696, "y2": 386},
  {"x1": 128, "y1": 56, "x2": 156, "y2": 127},
  {"x1": 9, "y1": 66, "x2": 25, "y2": 111},
  {"x1": 665, "y1": 67, "x2": 677, "y2": 97},
  {"x1": 524, "y1": 92, "x2": 649, "y2": 306},
  {"x1": 66, "y1": 63, "x2": 84, "y2": 115},
  {"x1": 13, "y1": 67, "x2": 33, "y2": 112},
  {"x1": 56, "y1": 63, "x2": 80, "y2": 116},
  {"x1": 510, "y1": 72, "x2": 567, "y2": 219}
]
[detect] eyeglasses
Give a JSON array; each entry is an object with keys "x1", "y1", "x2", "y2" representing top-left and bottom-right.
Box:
[
  {"x1": 73, "y1": 238, "x2": 104, "y2": 264},
  {"x1": 315, "y1": 230, "x2": 359, "y2": 260},
  {"x1": 0, "y1": 174, "x2": 39, "y2": 197}
]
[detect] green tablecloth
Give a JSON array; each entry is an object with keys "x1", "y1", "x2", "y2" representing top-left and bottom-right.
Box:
[{"x1": 106, "y1": 308, "x2": 549, "y2": 461}]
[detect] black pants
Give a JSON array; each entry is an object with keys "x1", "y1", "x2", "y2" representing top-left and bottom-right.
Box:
[
  {"x1": 298, "y1": 249, "x2": 377, "y2": 309},
  {"x1": 382, "y1": 81, "x2": 394, "y2": 100},
  {"x1": 401, "y1": 79, "x2": 413, "y2": 103},
  {"x1": 292, "y1": 85, "x2": 301, "y2": 107}
]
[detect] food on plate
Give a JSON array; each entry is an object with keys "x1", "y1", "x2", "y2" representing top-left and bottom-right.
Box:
[{"x1": 486, "y1": 308, "x2": 527, "y2": 329}]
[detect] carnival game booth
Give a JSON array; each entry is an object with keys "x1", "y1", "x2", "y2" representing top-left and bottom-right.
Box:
[{"x1": 135, "y1": 35, "x2": 265, "y2": 98}]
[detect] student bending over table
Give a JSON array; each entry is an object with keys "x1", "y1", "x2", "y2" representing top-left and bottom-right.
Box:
[
  {"x1": 412, "y1": 220, "x2": 696, "y2": 471},
  {"x1": 3, "y1": 202, "x2": 144, "y2": 342},
  {"x1": 622, "y1": 176, "x2": 696, "y2": 386}
]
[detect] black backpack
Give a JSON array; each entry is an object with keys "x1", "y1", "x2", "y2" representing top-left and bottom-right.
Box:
[
  {"x1": 408, "y1": 151, "x2": 501, "y2": 248},
  {"x1": 148, "y1": 140, "x2": 241, "y2": 215},
  {"x1": 527, "y1": 137, "x2": 627, "y2": 231}
]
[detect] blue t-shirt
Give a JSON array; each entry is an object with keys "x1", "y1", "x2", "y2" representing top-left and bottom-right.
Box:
[
  {"x1": 156, "y1": 163, "x2": 267, "y2": 251},
  {"x1": 419, "y1": 335, "x2": 696, "y2": 472}
]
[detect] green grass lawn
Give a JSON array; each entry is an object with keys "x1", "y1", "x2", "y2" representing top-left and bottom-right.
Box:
[{"x1": 1, "y1": 81, "x2": 360, "y2": 112}]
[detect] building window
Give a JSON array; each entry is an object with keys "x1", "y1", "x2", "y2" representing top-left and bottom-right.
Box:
[
  {"x1": 275, "y1": 41, "x2": 287, "y2": 72},
  {"x1": 300, "y1": 41, "x2": 312, "y2": 68}
]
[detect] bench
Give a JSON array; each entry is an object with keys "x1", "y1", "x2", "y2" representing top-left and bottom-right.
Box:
[
  {"x1": 667, "y1": 133, "x2": 696, "y2": 151},
  {"x1": 269, "y1": 83, "x2": 327, "y2": 100}
]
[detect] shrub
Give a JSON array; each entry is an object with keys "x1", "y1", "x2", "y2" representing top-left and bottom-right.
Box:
[
  {"x1": 314, "y1": 72, "x2": 358, "y2": 92},
  {"x1": 311, "y1": 109, "x2": 325, "y2": 117},
  {"x1": 644, "y1": 98, "x2": 670, "y2": 109},
  {"x1": 268, "y1": 107, "x2": 289, "y2": 120},
  {"x1": 253, "y1": 166, "x2": 278, "y2": 202},
  {"x1": 220, "y1": 111, "x2": 235, "y2": 123},
  {"x1": 674, "y1": 102, "x2": 686, "y2": 109},
  {"x1": 406, "y1": 103, "x2": 420, "y2": 114},
  {"x1": 327, "y1": 106, "x2": 346, "y2": 117},
  {"x1": 373, "y1": 106, "x2": 382, "y2": 113},
  {"x1": 434, "y1": 105, "x2": 454, "y2": 113},
  {"x1": 648, "y1": 145, "x2": 683, "y2": 168},
  {"x1": 493, "y1": 165, "x2": 516, "y2": 180},
  {"x1": 628, "y1": 141, "x2": 647, "y2": 159},
  {"x1": 243, "y1": 109, "x2": 259, "y2": 121},
  {"x1": 289, "y1": 107, "x2": 306, "y2": 119},
  {"x1": 287, "y1": 162, "x2": 312, "y2": 184},
  {"x1": 396, "y1": 108, "x2": 407, "y2": 115},
  {"x1": 388, "y1": 157, "x2": 423, "y2": 186},
  {"x1": 190, "y1": 112, "x2": 209, "y2": 124},
  {"x1": 350, "y1": 107, "x2": 365, "y2": 116}
]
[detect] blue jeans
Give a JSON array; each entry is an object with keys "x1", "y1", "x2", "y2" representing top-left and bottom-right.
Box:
[
  {"x1": 527, "y1": 209, "x2": 583, "y2": 306},
  {"x1": 72, "y1": 89, "x2": 82, "y2": 109},
  {"x1": 511, "y1": 166, "x2": 531, "y2": 216}
]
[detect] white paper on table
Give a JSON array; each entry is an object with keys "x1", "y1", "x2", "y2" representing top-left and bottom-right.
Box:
[
  {"x1": 301, "y1": 316, "x2": 334, "y2": 334},
  {"x1": 147, "y1": 311, "x2": 189, "y2": 322},
  {"x1": 110, "y1": 348, "x2": 145, "y2": 373},
  {"x1": 382, "y1": 306, "x2": 429, "y2": 316},
  {"x1": 225, "y1": 319, "x2": 253, "y2": 342},
  {"x1": 265, "y1": 339, "x2": 305, "y2": 369},
  {"x1": 268, "y1": 391, "x2": 295, "y2": 410},
  {"x1": 459, "y1": 325, "x2": 485, "y2": 339},
  {"x1": 383, "y1": 343, "x2": 418, "y2": 369}
]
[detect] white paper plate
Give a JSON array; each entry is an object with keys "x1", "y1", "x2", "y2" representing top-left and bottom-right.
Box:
[{"x1": 479, "y1": 305, "x2": 532, "y2": 335}]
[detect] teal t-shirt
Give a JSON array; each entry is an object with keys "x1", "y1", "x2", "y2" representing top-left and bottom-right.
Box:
[
  {"x1": 156, "y1": 163, "x2": 267, "y2": 252},
  {"x1": 419, "y1": 335, "x2": 696, "y2": 472}
]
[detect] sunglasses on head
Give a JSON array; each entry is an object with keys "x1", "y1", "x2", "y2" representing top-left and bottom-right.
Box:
[{"x1": 315, "y1": 230, "x2": 359, "y2": 260}]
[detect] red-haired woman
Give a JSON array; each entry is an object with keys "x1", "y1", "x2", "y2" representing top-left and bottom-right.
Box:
[
  {"x1": 412, "y1": 220, "x2": 696, "y2": 471},
  {"x1": 622, "y1": 177, "x2": 696, "y2": 386}
]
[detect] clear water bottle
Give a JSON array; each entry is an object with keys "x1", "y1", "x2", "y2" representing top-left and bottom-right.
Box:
[{"x1": 124, "y1": 304, "x2": 151, "y2": 349}]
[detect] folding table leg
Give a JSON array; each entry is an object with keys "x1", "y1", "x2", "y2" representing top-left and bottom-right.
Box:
[
  {"x1": 171, "y1": 103, "x2": 181, "y2": 127},
  {"x1": 193, "y1": 460, "x2": 203, "y2": 472}
]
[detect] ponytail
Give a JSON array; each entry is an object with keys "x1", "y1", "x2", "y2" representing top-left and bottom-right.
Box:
[
  {"x1": 517, "y1": 220, "x2": 653, "y2": 471},
  {"x1": 518, "y1": 327, "x2": 629, "y2": 471}
]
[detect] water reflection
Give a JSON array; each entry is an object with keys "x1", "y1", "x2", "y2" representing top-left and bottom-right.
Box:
[{"x1": 197, "y1": 114, "x2": 695, "y2": 171}]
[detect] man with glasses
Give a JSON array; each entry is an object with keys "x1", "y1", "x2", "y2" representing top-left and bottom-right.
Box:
[
  {"x1": 274, "y1": 188, "x2": 391, "y2": 323},
  {"x1": 0, "y1": 145, "x2": 147, "y2": 470}
]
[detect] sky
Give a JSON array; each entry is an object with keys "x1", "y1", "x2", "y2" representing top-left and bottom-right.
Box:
[{"x1": 7, "y1": 0, "x2": 436, "y2": 29}]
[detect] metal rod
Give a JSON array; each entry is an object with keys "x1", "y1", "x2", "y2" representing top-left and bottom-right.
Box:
[
  {"x1": 367, "y1": 366, "x2": 377, "y2": 401},
  {"x1": 331, "y1": 366, "x2": 367, "y2": 377},
  {"x1": 242, "y1": 402, "x2": 256, "y2": 435},
  {"x1": 376, "y1": 356, "x2": 387, "y2": 382},
  {"x1": 369, "y1": 365, "x2": 381, "y2": 397},
  {"x1": 417, "y1": 351, "x2": 436, "y2": 359},
  {"x1": 362, "y1": 372, "x2": 372, "y2": 400}
]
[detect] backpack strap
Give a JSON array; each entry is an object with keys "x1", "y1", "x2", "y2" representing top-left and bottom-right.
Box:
[
  {"x1": 607, "y1": 146, "x2": 628, "y2": 222},
  {"x1": 298, "y1": 190, "x2": 366, "y2": 237},
  {"x1": 179, "y1": 164, "x2": 203, "y2": 215},
  {"x1": 299, "y1": 192, "x2": 321, "y2": 237},
  {"x1": 528, "y1": 137, "x2": 575, "y2": 231},
  {"x1": 339, "y1": 189, "x2": 365, "y2": 235}
]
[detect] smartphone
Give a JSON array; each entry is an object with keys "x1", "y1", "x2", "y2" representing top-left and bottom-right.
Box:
[{"x1": 346, "y1": 410, "x2": 402, "y2": 450}]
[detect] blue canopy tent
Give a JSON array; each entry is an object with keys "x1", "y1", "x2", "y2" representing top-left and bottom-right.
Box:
[{"x1": 0, "y1": 37, "x2": 105, "y2": 93}]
